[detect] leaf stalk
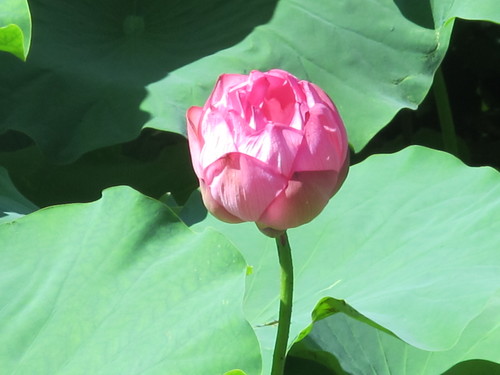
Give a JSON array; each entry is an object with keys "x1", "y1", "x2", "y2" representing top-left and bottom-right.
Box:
[{"x1": 433, "y1": 66, "x2": 459, "y2": 156}]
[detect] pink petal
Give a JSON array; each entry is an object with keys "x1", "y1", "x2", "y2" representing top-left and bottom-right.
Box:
[
  {"x1": 204, "y1": 153, "x2": 288, "y2": 222},
  {"x1": 257, "y1": 170, "x2": 342, "y2": 230},
  {"x1": 186, "y1": 106, "x2": 204, "y2": 177},
  {"x1": 235, "y1": 123, "x2": 304, "y2": 177},
  {"x1": 245, "y1": 73, "x2": 270, "y2": 107},
  {"x1": 267, "y1": 69, "x2": 307, "y2": 103},
  {"x1": 198, "y1": 109, "x2": 238, "y2": 169},
  {"x1": 300, "y1": 81, "x2": 336, "y2": 112},
  {"x1": 262, "y1": 73, "x2": 305, "y2": 127},
  {"x1": 199, "y1": 180, "x2": 243, "y2": 224},
  {"x1": 311, "y1": 83, "x2": 341, "y2": 118},
  {"x1": 331, "y1": 151, "x2": 350, "y2": 197},
  {"x1": 293, "y1": 103, "x2": 348, "y2": 172},
  {"x1": 208, "y1": 73, "x2": 249, "y2": 107}
]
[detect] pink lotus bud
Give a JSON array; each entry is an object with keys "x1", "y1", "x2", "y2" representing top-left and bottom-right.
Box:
[{"x1": 187, "y1": 69, "x2": 349, "y2": 233}]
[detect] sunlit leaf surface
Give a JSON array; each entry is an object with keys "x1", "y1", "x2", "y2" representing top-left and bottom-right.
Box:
[
  {"x1": 192, "y1": 146, "x2": 500, "y2": 373},
  {"x1": 0, "y1": 187, "x2": 261, "y2": 375}
]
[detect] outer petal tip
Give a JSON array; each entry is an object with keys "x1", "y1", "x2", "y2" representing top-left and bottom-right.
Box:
[
  {"x1": 187, "y1": 106, "x2": 203, "y2": 132},
  {"x1": 187, "y1": 106, "x2": 205, "y2": 177}
]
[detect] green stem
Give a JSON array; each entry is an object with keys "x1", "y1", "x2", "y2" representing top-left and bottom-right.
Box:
[
  {"x1": 433, "y1": 67, "x2": 459, "y2": 156},
  {"x1": 271, "y1": 231, "x2": 294, "y2": 375}
]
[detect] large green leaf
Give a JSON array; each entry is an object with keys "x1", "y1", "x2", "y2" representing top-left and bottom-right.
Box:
[
  {"x1": 143, "y1": 0, "x2": 500, "y2": 152},
  {"x1": 0, "y1": 0, "x2": 31, "y2": 60},
  {"x1": 0, "y1": 0, "x2": 277, "y2": 162},
  {"x1": 0, "y1": 187, "x2": 261, "y2": 375},
  {"x1": 191, "y1": 146, "x2": 500, "y2": 374},
  {"x1": 431, "y1": 0, "x2": 500, "y2": 25},
  {"x1": 293, "y1": 290, "x2": 500, "y2": 374},
  {"x1": 0, "y1": 166, "x2": 37, "y2": 223}
]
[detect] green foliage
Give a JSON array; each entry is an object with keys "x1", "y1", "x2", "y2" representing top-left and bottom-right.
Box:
[
  {"x1": 0, "y1": 0, "x2": 31, "y2": 60},
  {"x1": 295, "y1": 292, "x2": 500, "y2": 374},
  {"x1": 294, "y1": 293, "x2": 500, "y2": 375},
  {"x1": 143, "y1": 0, "x2": 499, "y2": 152},
  {"x1": 0, "y1": 187, "x2": 261, "y2": 375},
  {"x1": 0, "y1": 0, "x2": 277, "y2": 162},
  {"x1": 0, "y1": 166, "x2": 37, "y2": 223},
  {"x1": 191, "y1": 146, "x2": 500, "y2": 374},
  {"x1": 0, "y1": 135, "x2": 197, "y2": 207},
  {"x1": 0, "y1": 0, "x2": 499, "y2": 374}
]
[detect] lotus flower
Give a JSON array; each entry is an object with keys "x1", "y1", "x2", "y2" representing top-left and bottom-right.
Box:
[{"x1": 187, "y1": 69, "x2": 349, "y2": 233}]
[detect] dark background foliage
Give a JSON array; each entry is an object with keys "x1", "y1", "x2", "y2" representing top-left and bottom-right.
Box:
[
  {"x1": 0, "y1": 19, "x2": 498, "y2": 210},
  {"x1": 354, "y1": 20, "x2": 500, "y2": 170}
]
